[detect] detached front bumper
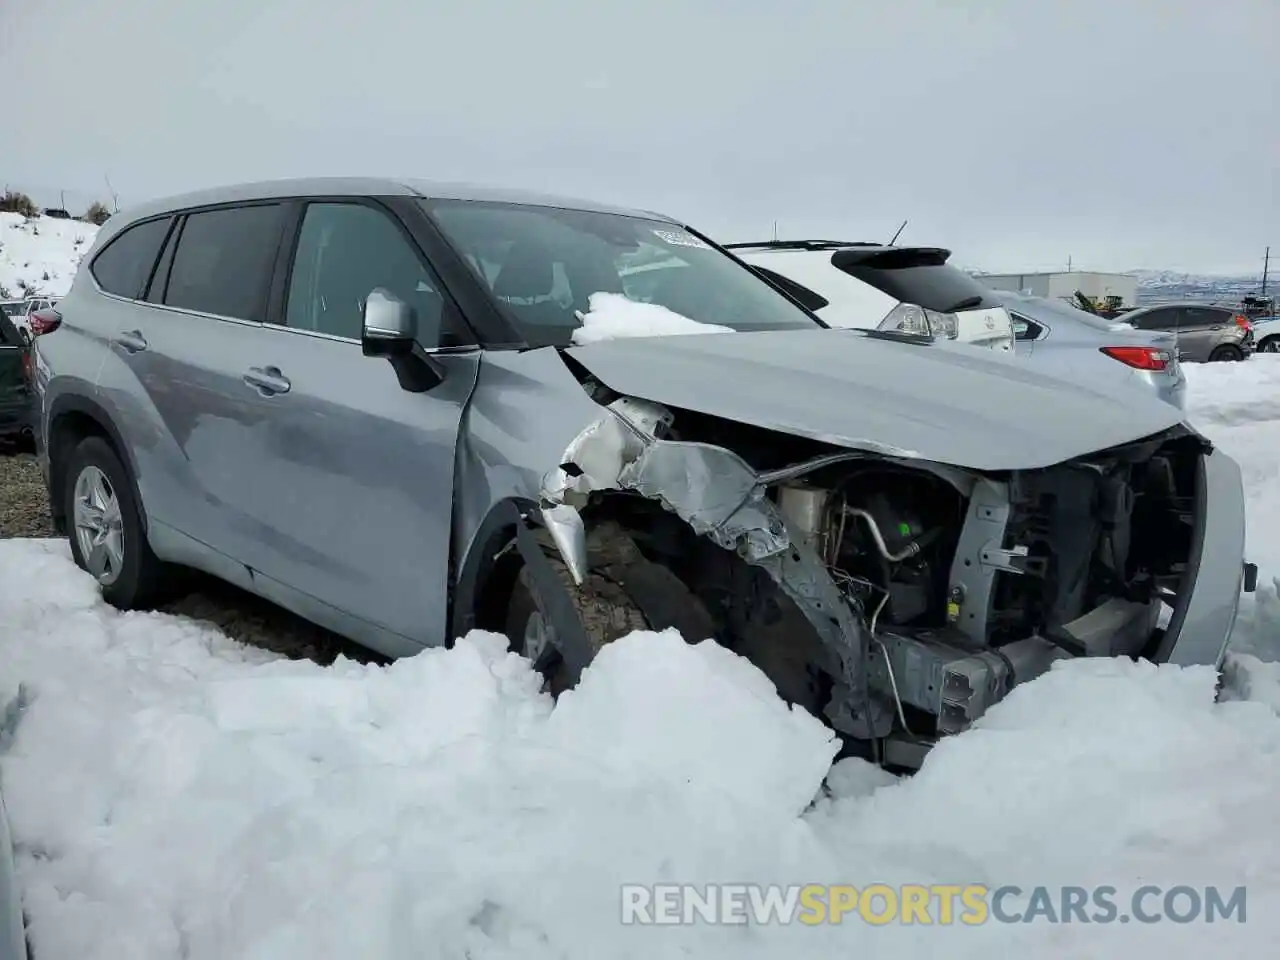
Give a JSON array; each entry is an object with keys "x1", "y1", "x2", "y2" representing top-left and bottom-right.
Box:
[{"x1": 1156, "y1": 444, "x2": 1254, "y2": 669}]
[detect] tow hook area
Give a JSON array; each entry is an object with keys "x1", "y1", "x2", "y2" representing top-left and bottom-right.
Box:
[{"x1": 1243, "y1": 562, "x2": 1258, "y2": 593}]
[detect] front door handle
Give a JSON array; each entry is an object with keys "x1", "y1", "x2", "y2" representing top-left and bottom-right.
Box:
[
  {"x1": 243, "y1": 365, "x2": 291, "y2": 395},
  {"x1": 115, "y1": 330, "x2": 148, "y2": 353}
]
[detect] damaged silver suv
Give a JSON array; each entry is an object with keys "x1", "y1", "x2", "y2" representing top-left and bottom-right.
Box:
[{"x1": 32, "y1": 178, "x2": 1256, "y2": 770}]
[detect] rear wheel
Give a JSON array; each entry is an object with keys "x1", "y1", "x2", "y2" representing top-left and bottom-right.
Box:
[
  {"x1": 504, "y1": 522, "x2": 716, "y2": 694},
  {"x1": 1209, "y1": 345, "x2": 1243, "y2": 362},
  {"x1": 1258, "y1": 336, "x2": 1280, "y2": 354},
  {"x1": 63, "y1": 436, "x2": 170, "y2": 608}
]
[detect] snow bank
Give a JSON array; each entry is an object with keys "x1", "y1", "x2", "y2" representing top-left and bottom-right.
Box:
[
  {"x1": 2, "y1": 539, "x2": 1279, "y2": 959},
  {"x1": 0, "y1": 213, "x2": 98, "y2": 300},
  {"x1": 1184, "y1": 354, "x2": 1280, "y2": 661},
  {"x1": 570, "y1": 291, "x2": 734, "y2": 344},
  {"x1": 2, "y1": 344, "x2": 1280, "y2": 959}
]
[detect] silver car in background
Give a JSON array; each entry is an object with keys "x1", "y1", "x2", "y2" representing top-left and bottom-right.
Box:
[{"x1": 990, "y1": 289, "x2": 1187, "y2": 410}]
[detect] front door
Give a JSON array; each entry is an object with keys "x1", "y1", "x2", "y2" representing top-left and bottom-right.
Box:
[{"x1": 232, "y1": 199, "x2": 479, "y2": 650}]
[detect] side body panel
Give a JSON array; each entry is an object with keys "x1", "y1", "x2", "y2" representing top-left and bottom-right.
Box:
[
  {"x1": 216, "y1": 326, "x2": 479, "y2": 650},
  {"x1": 94, "y1": 300, "x2": 274, "y2": 554},
  {"x1": 450, "y1": 347, "x2": 611, "y2": 638}
]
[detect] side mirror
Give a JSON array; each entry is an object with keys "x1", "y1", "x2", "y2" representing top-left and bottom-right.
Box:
[{"x1": 362, "y1": 288, "x2": 416, "y2": 357}]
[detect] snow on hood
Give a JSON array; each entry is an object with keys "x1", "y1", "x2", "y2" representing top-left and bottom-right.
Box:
[
  {"x1": 1, "y1": 538, "x2": 1279, "y2": 957},
  {"x1": 569, "y1": 292, "x2": 735, "y2": 345},
  {"x1": 566, "y1": 326, "x2": 1187, "y2": 471}
]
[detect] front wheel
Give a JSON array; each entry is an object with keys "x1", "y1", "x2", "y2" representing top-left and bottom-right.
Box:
[
  {"x1": 63, "y1": 436, "x2": 170, "y2": 608},
  {"x1": 504, "y1": 523, "x2": 716, "y2": 694},
  {"x1": 1258, "y1": 336, "x2": 1280, "y2": 354}
]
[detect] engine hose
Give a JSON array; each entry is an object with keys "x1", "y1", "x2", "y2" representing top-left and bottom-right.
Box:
[{"x1": 843, "y1": 508, "x2": 938, "y2": 563}]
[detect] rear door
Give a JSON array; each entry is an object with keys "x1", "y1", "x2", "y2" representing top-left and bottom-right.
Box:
[
  {"x1": 230, "y1": 198, "x2": 480, "y2": 650},
  {"x1": 1128, "y1": 306, "x2": 1203, "y2": 361},
  {"x1": 1169, "y1": 307, "x2": 1224, "y2": 361},
  {"x1": 98, "y1": 202, "x2": 290, "y2": 558}
]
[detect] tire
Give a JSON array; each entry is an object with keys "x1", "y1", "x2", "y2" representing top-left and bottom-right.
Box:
[
  {"x1": 1209, "y1": 345, "x2": 1243, "y2": 362},
  {"x1": 62, "y1": 436, "x2": 169, "y2": 609},
  {"x1": 1258, "y1": 336, "x2": 1280, "y2": 355},
  {"x1": 504, "y1": 523, "x2": 716, "y2": 694}
]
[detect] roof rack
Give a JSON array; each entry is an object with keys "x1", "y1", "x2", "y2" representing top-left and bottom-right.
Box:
[{"x1": 722, "y1": 239, "x2": 884, "y2": 251}]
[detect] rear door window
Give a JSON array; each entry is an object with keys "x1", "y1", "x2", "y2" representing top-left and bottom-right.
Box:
[
  {"x1": 1131, "y1": 307, "x2": 1179, "y2": 330},
  {"x1": 164, "y1": 204, "x2": 285, "y2": 321},
  {"x1": 1010, "y1": 312, "x2": 1044, "y2": 340},
  {"x1": 89, "y1": 216, "x2": 173, "y2": 299},
  {"x1": 1184, "y1": 307, "x2": 1229, "y2": 328}
]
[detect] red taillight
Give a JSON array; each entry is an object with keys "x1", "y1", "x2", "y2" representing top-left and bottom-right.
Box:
[
  {"x1": 1233, "y1": 313, "x2": 1251, "y2": 331},
  {"x1": 1101, "y1": 345, "x2": 1170, "y2": 371},
  {"x1": 28, "y1": 308, "x2": 61, "y2": 336}
]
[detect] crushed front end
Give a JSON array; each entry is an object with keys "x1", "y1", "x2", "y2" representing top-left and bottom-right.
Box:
[{"x1": 539, "y1": 394, "x2": 1253, "y2": 770}]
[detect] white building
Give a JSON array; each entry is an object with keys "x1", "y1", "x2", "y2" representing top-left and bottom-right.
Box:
[{"x1": 973, "y1": 271, "x2": 1139, "y2": 307}]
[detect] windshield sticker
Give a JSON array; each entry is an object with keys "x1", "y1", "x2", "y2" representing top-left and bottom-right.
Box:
[{"x1": 653, "y1": 228, "x2": 710, "y2": 250}]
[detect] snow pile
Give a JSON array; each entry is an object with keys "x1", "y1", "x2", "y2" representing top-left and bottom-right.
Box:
[
  {"x1": 2, "y1": 539, "x2": 1279, "y2": 959},
  {"x1": 1, "y1": 350, "x2": 1280, "y2": 958},
  {"x1": 570, "y1": 292, "x2": 734, "y2": 344},
  {"x1": 1184, "y1": 354, "x2": 1280, "y2": 661},
  {"x1": 0, "y1": 213, "x2": 98, "y2": 301}
]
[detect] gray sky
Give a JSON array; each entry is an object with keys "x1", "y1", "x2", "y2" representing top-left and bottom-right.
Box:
[{"x1": 5, "y1": 0, "x2": 1276, "y2": 275}]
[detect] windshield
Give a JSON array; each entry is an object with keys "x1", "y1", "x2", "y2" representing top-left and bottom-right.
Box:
[{"x1": 421, "y1": 200, "x2": 825, "y2": 347}]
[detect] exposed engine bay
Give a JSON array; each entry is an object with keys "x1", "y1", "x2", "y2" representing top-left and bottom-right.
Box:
[{"x1": 538, "y1": 388, "x2": 1209, "y2": 771}]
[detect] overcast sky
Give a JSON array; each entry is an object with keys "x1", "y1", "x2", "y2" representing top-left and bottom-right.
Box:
[{"x1": 5, "y1": 0, "x2": 1276, "y2": 274}]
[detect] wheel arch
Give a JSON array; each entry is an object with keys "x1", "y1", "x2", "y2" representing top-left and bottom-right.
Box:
[
  {"x1": 450, "y1": 497, "x2": 596, "y2": 677},
  {"x1": 450, "y1": 496, "x2": 538, "y2": 644},
  {"x1": 45, "y1": 394, "x2": 139, "y2": 534}
]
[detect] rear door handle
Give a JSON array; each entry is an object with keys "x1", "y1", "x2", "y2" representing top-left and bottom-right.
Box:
[
  {"x1": 243, "y1": 365, "x2": 291, "y2": 395},
  {"x1": 115, "y1": 330, "x2": 148, "y2": 353}
]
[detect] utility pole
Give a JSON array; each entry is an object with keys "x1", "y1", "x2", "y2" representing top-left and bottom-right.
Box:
[
  {"x1": 1068, "y1": 255, "x2": 1073, "y2": 272},
  {"x1": 1263, "y1": 246, "x2": 1270, "y2": 297}
]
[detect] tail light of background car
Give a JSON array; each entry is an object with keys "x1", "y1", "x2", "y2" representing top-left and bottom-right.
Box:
[
  {"x1": 878, "y1": 302, "x2": 957, "y2": 340},
  {"x1": 28, "y1": 308, "x2": 61, "y2": 336},
  {"x1": 1100, "y1": 345, "x2": 1171, "y2": 371}
]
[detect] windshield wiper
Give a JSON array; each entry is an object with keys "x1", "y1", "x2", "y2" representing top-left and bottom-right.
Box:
[{"x1": 942, "y1": 295, "x2": 985, "y2": 312}]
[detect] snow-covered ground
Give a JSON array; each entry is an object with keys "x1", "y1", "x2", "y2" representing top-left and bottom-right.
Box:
[
  {"x1": 1, "y1": 359, "x2": 1278, "y2": 959},
  {"x1": 0, "y1": 213, "x2": 98, "y2": 301}
]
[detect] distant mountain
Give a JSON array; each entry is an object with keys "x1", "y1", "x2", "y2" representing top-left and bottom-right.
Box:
[{"x1": 1126, "y1": 269, "x2": 1269, "y2": 307}]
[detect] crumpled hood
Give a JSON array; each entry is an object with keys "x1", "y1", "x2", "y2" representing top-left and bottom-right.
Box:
[{"x1": 564, "y1": 327, "x2": 1187, "y2": 471}]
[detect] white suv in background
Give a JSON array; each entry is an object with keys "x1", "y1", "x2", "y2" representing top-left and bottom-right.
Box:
[{"x1": 726, "y1": 240, "x2": 1015, "y2": 352}]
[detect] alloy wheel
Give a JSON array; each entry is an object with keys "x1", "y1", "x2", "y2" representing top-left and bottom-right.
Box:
[{"x1": 73, "y1": 465, "x2": 125, "y2": 585}]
